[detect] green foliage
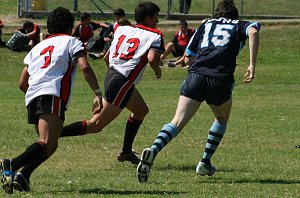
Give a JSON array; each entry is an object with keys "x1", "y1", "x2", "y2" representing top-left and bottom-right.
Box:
[{"x1": 0, "y1": 24, "x2": 300, "y2": 197}]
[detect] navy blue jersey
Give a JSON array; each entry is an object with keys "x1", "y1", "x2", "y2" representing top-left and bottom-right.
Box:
[{"x1": 186, "y1": 17, "x2": 260, "y2": 78}]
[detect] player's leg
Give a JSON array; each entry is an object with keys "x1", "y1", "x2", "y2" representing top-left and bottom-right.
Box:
[
  {"x1": 196, "y1": 99, "x2": 232, "y2": 176},
  {"x1": 137, "y1": 95, "x2": 201, "y2": 182},
  {"x1": 12, "y1": 96, "x2": 64, "y2": 192},
  {"x1": 117, "y1": 88, "x2": 149, "y2": 164},
  {"x1": 196, "y1": 76, "x2": 234, "y2": 176},
  {"x1": 60, "y1": 68, "x2": 125, "y2": 137},
  {"x1": 60, "y1": 98, "x2": 122, "y2": 137},
  {"x1": 153, "y1": 95, "x2": 201, "y2": 156},
  {"x1": 160, "y1": 42, "x2": 175, "y2": 60}
]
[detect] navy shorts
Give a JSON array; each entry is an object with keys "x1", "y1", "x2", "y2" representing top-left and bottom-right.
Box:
[
  {"x1": 180, "y1": 72, "x2": 235, "y2": 106},
  {"x1": 27, "y1": 95, "x2": 66, "y2": 124},
  {"x1": 172, "y1": 43, "x2": 185, "y2": 58},
  {"x1": 104, "y1": 68, "x2": 135, "y2": 109}
]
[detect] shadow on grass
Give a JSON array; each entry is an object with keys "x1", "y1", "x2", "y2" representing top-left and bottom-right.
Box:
[
  {"x1": 77, "y1": 188, "x2": 187, "y2": 195},
  {"x1": 156, "y1": 164, "x2": 250, "y2": 173},
  {"x1": 155, "y1": 164, "x2": 300, "y2": 185}
]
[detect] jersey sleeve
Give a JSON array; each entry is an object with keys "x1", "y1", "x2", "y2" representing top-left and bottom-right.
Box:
[
  {"x1": 150, "y1": 35, "x2": 165, "y2": 53},
  {"x1": 239, "y1": 20, "x2": 261, "y2": 38},
  {"x1": 24, "y1": 51, "x2": 33, "y2": 65},
  {"x1": 185, "y1": 24, "x2": 204, "y2": 57},
  {"x1": 69, "y1": 38, "x2": 85, "y2": 57}
]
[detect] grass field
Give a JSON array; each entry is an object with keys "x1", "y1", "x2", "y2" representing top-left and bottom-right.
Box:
[{"x1": 0, "y1": 21, "x2": 300, "y2": 197}]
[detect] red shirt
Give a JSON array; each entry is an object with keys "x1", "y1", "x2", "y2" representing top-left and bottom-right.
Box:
[
  {"x1": 72, "y1": 22, "x2": 101, "y2": 43},
  {"x1": 172, "y1": 28, "x2": 195, "y2": 48}
]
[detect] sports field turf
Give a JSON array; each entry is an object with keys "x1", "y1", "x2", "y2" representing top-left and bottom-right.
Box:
[{"x1": 0, "y1": 10, "x2": 300, "y2": 198}]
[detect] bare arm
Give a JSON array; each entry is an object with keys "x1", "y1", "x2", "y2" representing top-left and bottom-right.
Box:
[
  {"x1": 18, "y1": 66, "x2": 29, "y2": 94},
  {"x1": 244, "y1": 27, "x2": 259, "y2": 83},
  {"x1": 76, "y1": 51, "x2": 103, "y2": 113},
  {"x1": 148, "y1": 49, "x2": 162, "y2": 79},
  {"x1": 184, "y1": 53, "x2": 195, "y2": 66},
  {"x1": 103, "y1": 48, "x2": 110, "y2": 67}
]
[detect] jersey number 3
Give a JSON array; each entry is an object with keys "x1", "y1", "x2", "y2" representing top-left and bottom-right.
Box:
[
  {"x1": 40, "y1": 46, "x2": 54, "y2": 68},
  {"x1": 112, "y1": 35, "x2": 140, "y2": 61}
]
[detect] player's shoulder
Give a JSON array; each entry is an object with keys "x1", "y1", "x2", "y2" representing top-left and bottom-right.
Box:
[{"x1": 135, "y1": 24, "x2": 164, "y2": 37}]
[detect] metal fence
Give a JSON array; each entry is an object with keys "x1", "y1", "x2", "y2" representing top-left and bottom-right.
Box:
[{"x1": 18, "y1": 0, "x2": 300, "y2": 19}]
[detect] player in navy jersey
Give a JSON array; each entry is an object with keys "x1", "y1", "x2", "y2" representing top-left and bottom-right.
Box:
[
  {"x1": 0, "y1": 7, "x2": 102, "y2": 193},
  {"x1": 137, "y1": 0, "x2": 260, "y2": 182},
  {"x1": 59, "y1": 2, "x2": 164, "y2": 165}
]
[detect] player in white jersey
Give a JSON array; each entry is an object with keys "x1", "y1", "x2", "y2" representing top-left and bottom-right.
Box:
[
  {"x1": 0, "y1": 7, "x2": 102, "y2": 194},
  {"x1": 60, "y1": 2, "x2": 164, "y2": 165}
]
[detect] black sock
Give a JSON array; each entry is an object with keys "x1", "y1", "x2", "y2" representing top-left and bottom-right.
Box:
[
  {"x1": 20, "y1": 155, "x2": 49, "y2": 181},
  {"x1": 12, "y1": 142, "x2": 46, "y2": 172},
  {"x1": 60, "y1": 120, "x2": 87, "y2": 137},
  {"x1": 122, "y1": 116, "x2": 142, "y2": 153}
]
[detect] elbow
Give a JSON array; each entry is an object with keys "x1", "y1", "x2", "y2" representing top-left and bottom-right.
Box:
[{"x1": 18, "y1": 84, "x2": 27, "y2": 93}]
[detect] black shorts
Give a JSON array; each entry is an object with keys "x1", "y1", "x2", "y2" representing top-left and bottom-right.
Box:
[
  {"x1": 104, "y1": 68, "x2": 135, "y2": 109},
  {"x1": 180, "y1": 73, "x2": 235, "y2": 106},
  {"x1": 27, "y1": 95, "x2": 66, "y2": 124},
  {"x1": 171, "y1": 43, "x2": 185, "y2": 58}
]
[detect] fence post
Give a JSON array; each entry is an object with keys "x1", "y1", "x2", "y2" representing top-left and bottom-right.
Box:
[
  {"x1": 73, "y1": 0, "x2": 78, "y2": 12},
  {"x1": 167, "y1": 0, "x2": 172, "y2": 19},
  {"x1": 212, "y1": 0, "x2": 215, "y2": 17},
  {"x1": 240, "y1": 0, "x2": 244, "y2": 16}
]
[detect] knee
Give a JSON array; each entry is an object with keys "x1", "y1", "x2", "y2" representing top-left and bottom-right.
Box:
[
  {"x1": 215, "y1": 117, "x2": 228, "y2": 125},
  {"x1": 132, "y1": 106, "x2": 149, "y2": 120},
  {"x1": 141, "y1": 105, "x2": 149, "y2": 118},
  {"x1": 37, "y1": 139, "x2": 58, "y2": 156},
  {"x1": 86, "y1": 119, "x2": 103, "y2": 134}
]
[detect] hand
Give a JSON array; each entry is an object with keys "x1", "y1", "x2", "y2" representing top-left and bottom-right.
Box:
[
  {"x1": 243, "y1": 65, "x2": 255, "y2": 83},
  {"x1": 92, "y1": 96, "x2": 103, "y2": 114},
  {"x1": 155, "y1": 68, "x2": 162, "y2": 79}
]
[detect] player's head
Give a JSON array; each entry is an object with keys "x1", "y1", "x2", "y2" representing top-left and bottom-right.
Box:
[
  {"x1": 47, "y1": 7, "x2": 75, "y2": 35},
  {"x1": 80, "y1": 12, "x2": 91, "y2": 25},
  {"x1": 179, "y1": 19, "x2": 188, "y2": 31},
  {"x1": 23, "y1": 21, "x2": 34, "y2": 32},
  {"x1": 215, "y1": 0, "x2": 239, "y2": 19},
  {"x1": 135, "y1": 2, "x2": 160, "y2": 28},
  {"x1": 113, "y1": 9, "x2": 125, "y2": 18}
]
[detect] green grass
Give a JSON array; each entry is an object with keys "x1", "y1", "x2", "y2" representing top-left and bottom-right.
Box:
[{"x1": 0, "y1": 24, "x2": 300, "y2": 197}]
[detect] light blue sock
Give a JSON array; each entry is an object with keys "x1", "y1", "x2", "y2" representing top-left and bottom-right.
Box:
[
  {"x1": 201, "y1": 121, "x2": 226, "y2": 164},
  {"x1": 151, "y1": 123, "x2": 180, "y2": 156}
]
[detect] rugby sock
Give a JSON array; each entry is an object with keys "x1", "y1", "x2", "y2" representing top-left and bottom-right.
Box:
[
  {"x1": 201, "y1": 121, "x2": 226, "y2": 165},
  {"x1": 150, "y1": 123, "x2": 180, "y2": 157},
  {"x1": 12, "y1": 141, "x2": 47, "y2": 171},
  {"x1": 60, "y1": 120, "x2": 87, "y2": 137},
  {"x1": 20, "y1": 155, "x2": 49, "y2": 180},
  {"x1": 122, "y1": 116, "x2": 143, "y2": 154}
]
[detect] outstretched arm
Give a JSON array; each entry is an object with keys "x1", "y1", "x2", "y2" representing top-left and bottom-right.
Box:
[
  {"x1": 244, "y1": 27, "x2": 259, "y2": 83},
  {"x1": 76, "y1": 51, "x2": 103, "y2": 113}
]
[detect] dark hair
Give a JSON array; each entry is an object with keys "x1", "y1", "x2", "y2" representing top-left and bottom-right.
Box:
[
  {"x1": 23, "y1": 21, "x2": 34, "y2": 29},
  {"x1": 113, "y1": 8, "x2": 125, "y2": 17},
  {"x1": 80, "y1": 12, "x2": 91, "y2": 21},
  {"x1": 47, "y1": 7, "x2": 75, "y2": 34},
  {"x1": 118, "y1": 19, "x2": 131, "y2": 26},
  {"x1": 179, "y1": 19, "x2": 188, "y2": 26},
  {"x1": 135, "y1": 2, "x2": 160, "y2": 24},
  {"x1": 215, "y1": 0, "x2": 239, "y2": 19}
]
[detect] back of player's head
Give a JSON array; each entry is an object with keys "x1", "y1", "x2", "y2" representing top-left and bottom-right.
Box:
[
  {"x1": 80, "y1": 12, "x2": 91, "y2": 21},
  {"x1": 113, "y1": 9, "x2": 125, "y2": 17},
  {"x1": 23, "y1": 21, "x2": 34, "y2": 29},
  {"x1": 135, "y1": 2, "x2": 160, "y2": 24},
  {"x1": 215, "y1": 0, "x2": 239, "y2": 19},
  {"x1": 47, "y1": 7, "x2": 75, "y2": 34}
]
